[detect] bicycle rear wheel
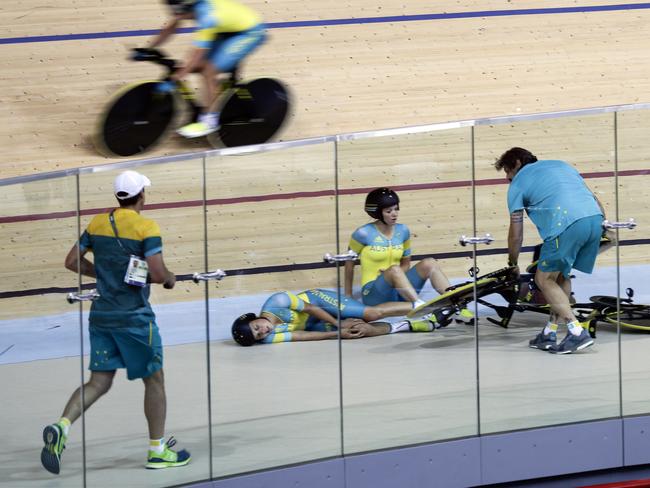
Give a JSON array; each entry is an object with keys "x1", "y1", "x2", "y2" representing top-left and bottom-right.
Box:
[
  {"x1": 590, "y1": 295, "x2": 631, "y2": 309},
  {"x1": 95, "y1": 81, "x2": 179, "y2": 157},
  {"x1": 207, "y1": 78, "x2": 290, "y2": 148}
]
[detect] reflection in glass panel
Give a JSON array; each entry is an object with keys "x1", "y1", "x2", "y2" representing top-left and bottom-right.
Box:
[
  {"x1": 78, "y1": 159, "x2": 209, "y2": 487},
  {"x1": 475, "y1": 113, "x2": 620, "y2": 434},
  {"x1": 617, "y1": 109, "x2": 650, "y2": 416},
  {"x1": 337, "y1": 129, "x2": 478, "y2": 453},
  {"x1": 206, "y1": 142, "x2": 342, "y2": 477},
  {"x1": 0, "y1": 176, "x2": 84, "y2": 487}
]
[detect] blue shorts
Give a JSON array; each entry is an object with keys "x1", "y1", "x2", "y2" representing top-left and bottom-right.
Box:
[
  {"x1": 208, "y1": 25, "x2": 266, "y2": 72},
  {"x1": 361, "y1": 266, "x2": 426, "y2": 306},
  {"x1": 538, "y1": 214, "x2": 603, "y2": 278},
  {"x1": 89, "y1": 323, "x2": 163, "y2": 380}
]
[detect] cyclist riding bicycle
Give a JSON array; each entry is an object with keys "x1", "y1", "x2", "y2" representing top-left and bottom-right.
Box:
[{"x1": 142, "y1": 0, "x2": 266, "y2": 138}]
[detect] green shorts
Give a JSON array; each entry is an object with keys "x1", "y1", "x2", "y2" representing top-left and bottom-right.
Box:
[
  {"x1": 89, "y1": 322, "x2": 163, "y2": 380},
  {"x1": 538, "y1": 215, "x2": 603, "y2": 278}
]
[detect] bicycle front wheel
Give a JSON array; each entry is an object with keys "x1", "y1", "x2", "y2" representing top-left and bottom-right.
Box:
[
  {"x1": 603, "y1": 305, "x2": 650, "y2": 331},
  {"x1": 95, "y1": 81, "x2": 179, "y2": 157}
]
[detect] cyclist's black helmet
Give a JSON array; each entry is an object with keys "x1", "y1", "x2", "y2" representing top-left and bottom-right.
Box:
[
  {"x1": 166, "y1": 0, "x2": 197, "y2": 14},
  {"x1": 231, "y1": 313, "x2": 257, "y2": 346},
  {"x1": 364, "y1": 187, "x2": 400, "y2": 223}
]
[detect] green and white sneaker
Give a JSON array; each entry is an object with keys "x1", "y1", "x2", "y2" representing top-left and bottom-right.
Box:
[
  {"x1": 146, "y1": 437, "x2": 191, "y2": 469},
  {"x1": 458, "y1": 308, "x2": 474, "y2": 319},
  {"x1": 41, "y1": 423, "x2": 67, "y2": 474},
  {"x1": 407, "y1": 317, "x2": 437, "y2": 332},
  {"x1": 177, "y1": 113, "x2": 219, "y2": 138},
  {"x1": 455, "y1": 307, "x2": 476, "y2": 325}
]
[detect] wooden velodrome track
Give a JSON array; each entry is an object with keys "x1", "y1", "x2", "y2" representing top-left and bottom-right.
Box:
[
  {"x1": 2, "y1": 0, "x2": 650, "y2": 177},
  {"x1": 1, "y1": 0, "x2": 650, "y2": 317}
]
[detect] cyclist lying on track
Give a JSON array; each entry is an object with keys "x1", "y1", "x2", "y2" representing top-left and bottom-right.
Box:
[
  {"x1": 142, "y1": 0, "x2": 266, "y2": 138},
  {"x1": 231, "y1": 288, "x2": 439, "y2": 346}
]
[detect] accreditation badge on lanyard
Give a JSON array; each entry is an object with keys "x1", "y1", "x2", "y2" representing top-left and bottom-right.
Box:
[
  {"x1": 125, "y1": 255, "x2": 149, "y2": 287},
  {"x1": 109, "y1": 210, "x2": 149, "y2": 288}
]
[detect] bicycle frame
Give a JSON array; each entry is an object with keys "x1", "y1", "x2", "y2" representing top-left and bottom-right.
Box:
[
  {"x1": 408, "y1": 267, "x2": 520, "y2": 326},
  {"x1": 477, "y1": 270, "x2": 643, "y2": 338},
  {"x1": 411, "y1": 258, "x2": 647, "y2": 339},
  {"x1": 133, "y1": 48, "x2": 244, "y2": 122}
]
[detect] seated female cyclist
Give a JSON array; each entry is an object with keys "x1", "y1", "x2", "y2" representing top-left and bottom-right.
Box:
[
  {"x1": 231, "y1": 288, "x2": 437, "y2": 346},
  {"x1": 345, "y1": 187, "x2": 473, "y2": 319},
  {"x1": 142, "y1": 0, "x2": 266, "y2": 138}
]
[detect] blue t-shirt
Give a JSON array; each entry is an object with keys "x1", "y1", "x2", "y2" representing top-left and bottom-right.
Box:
[{"x1": 507, "y1": 160, "x2": 602, "y2": 240}]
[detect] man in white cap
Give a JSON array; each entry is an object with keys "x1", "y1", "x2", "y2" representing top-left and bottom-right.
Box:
[{"x1": 41, "y1": 170, "x2": 190, "y2": 474}]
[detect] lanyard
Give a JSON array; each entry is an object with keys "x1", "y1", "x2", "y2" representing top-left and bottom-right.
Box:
[
  {"x1": 109, "y1": 210, "x2": 149, "y2": 287},
  {"x1": 109, "y1": 210, "x2": 131, "y2": 256}
]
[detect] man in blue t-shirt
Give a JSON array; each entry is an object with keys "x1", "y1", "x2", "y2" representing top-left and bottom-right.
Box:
[
  {"x1": 40, "y1": 171, "x2": 190, "y2": 475},
  {"x1": 495, "y1": 147, "x2": 607, "y2": 354}
]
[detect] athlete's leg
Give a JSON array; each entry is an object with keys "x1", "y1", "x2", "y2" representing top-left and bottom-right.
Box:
[
  {"x1": 41, "y1": 369, "x2": 116, "y2": 473},
  {"x1": 557, "y1": 273, "x2": 573, "y2": 305},
  {"x1": 414, "y1": 257, "x2": 451, "y2": 294},
  {"x1": 177, "y1": 39, "x2": 223, "y2": 137},
  {"x1": 381, "y1": 265, "x2": 419, "y2": 302},
  {"x1": 342, "y1": 318, "x2": 432, "y2": 335},
  {"x1": 543, "y1": 273, "x2": 570, "y2": 327},
  {"x1": 409, "y1": 260, "x2": 474, "y2": 320},
  {"x1": 200, "y1": 61, "x2": 223, "y2": 112},
  {"x1": 363, "y1": 301, "x2": 413, "y2": 321},
  {"x1": 142, "y1": 367, "x2": 190, "y2": 469},
  {"x1": 60, "y1": 370, "x2": 116, "y2": 423},
  {"x1": 113, "y1": 323, "x2": 167, "y2": 440},
  {"x1": 528, "y1": 269, "x2": 574, "y2": 352},
  {"x1": 535, "y1": 270, "x2": 576, "y2": 324},
  {"x1": 366, "y1": 322, "x2": 391, "y2": 336},
  {"x1": 213, "y1": 26, "x2": 266, "y2": 76},
  {"x1": 340, "y1": 319, "x2": 391, "y2": 337},
  {"x1": 533, "y1": 224, "x2": 597, "y2": 353},
  {"x1": 143, "y1": 368, "x2": 166, "y2": 439},
  {"x1": 333, "y1": 288, "x2": 412, "y2": 321},
  {"x1": 61, "y1": 326, "x2": 121, "y2": 422},
  {"x1": 203, "y1": 24, "x2": 266, "y2": 111}
]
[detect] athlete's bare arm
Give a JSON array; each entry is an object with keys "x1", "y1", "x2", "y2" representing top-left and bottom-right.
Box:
[
  {"x1": 146, "y1": 253, "x2": 176, "y2": 289},
  {"x1": 64, "y1": 244, "x2": 96, "y2": 279},
  {"x1": 344, "y1": 260, "x2": 355, "y2": 297},
  {"x1": 507, "y1": 210, "x2": 524, "y2": 267}
]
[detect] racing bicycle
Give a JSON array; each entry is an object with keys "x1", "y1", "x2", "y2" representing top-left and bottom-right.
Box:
[
  {"x1": 408, "y1": 242, "x2": 650, "y2": 337},
  {"x1": 94, "y1": 48, "x2": 290, "y2": 157}
]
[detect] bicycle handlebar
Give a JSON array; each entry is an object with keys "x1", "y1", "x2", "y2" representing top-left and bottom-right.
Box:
[{"x1": 131, "y1": 48, "x2": 177, "y2": 72}]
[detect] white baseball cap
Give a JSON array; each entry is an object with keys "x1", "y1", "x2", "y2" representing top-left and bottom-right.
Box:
[{"x1": 114, "y1": 170, "x2": 151, "y2": 200}]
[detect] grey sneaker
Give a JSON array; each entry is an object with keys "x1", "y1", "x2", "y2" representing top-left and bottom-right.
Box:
[
  {"x1": 529, "y1": 329, "x2": 557, "y2": 350},
  {"x1": 550, "y1": 329, "x2": 594, "y2": 354}
]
